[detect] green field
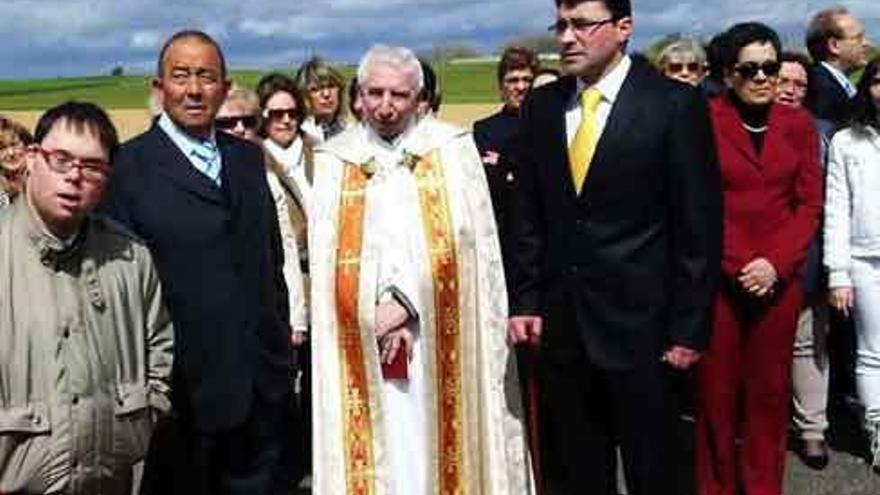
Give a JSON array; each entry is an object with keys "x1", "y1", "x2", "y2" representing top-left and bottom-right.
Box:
[{"x1": 0, "y1": 62, "x2": 499, "y2": 111}]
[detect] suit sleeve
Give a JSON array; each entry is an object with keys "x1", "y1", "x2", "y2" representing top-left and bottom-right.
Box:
[
  {"x1": 508, "y1": 95, "x2": 545, "y2": 316},
  {"x1": 665, "y1": 88, "x2": 722, "y2": 351},
  {"x1": 764, "y1": 115, "x2": 823, "y2": 282}
]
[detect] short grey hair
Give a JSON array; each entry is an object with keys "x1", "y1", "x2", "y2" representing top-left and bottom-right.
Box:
[
  {"x1": 356, "y1": 44, "x2": 424, "y2": 93},
  {"x1": 656, "y1": 38, "x2": 707, "y2": 68}
]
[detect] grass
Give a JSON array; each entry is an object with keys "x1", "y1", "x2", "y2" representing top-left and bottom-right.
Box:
[{"x1": 0, "y1": 61, "x2": 501, "y2": 111}]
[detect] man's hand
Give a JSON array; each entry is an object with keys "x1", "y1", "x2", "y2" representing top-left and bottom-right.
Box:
[
  {"x1": 829, "y1": 287, "x2": 854, "y2": 317},
  {"x1": 375, "y1": 299, "x2": 410, "y2": 339},
  {"x1": 508, "y1": 316, "x2": 543, "y2": 346},
  {"x1": 662, "y1": 345, "x2": 701, "y2": 370},
  {"x1": 380, "y1": 328, "x2": 414, "y2": 365},
  {"x1": 738, "y1": 258, "x2": 778, "y2": 297}
]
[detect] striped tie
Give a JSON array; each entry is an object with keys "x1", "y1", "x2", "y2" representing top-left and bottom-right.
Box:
[
  {"x1": 568, "y1": 88, "x2": 602, "y2": 194},
  {"x1": 191, "y1": 140, "x2": 221, "y2": 186}
]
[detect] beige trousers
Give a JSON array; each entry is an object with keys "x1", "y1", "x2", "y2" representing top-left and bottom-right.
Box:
[{"x1": 791, "y1": 295, "x2": 830, "y2": 440}]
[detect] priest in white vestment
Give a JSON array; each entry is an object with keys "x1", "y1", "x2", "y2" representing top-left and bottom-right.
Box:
[{"x1": 310, "y1": 44, "x2": 534, "y2": 495}]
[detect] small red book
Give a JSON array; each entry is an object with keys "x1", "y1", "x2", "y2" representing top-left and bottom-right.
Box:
[{"x1": 381, "y1": 350, "x2": 408, "y2": 380}]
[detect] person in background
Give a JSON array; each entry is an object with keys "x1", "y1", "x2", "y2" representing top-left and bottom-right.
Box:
[
  {"x1": 295, "y1": 56, "x2": 347, "y2": 142},
  {"x1": 697, "y1": 22, "x2": 822, "y2": 495},
  {"x1": 473, "y1": 45, "x2": 538, "y2": 274},
  {"x1": 824, "y1": 58, "x2": 880, "y2": 474},
  {"x1": 215, "y1": 86, "x2": 261, "y2": 142},
  {"x1": 656, "y1": 38, "x2": 708, "y2": 87},
  {"x1": 806, "y1": 6, "x2": 872, "y2": 128},
  {"x1": 532, "y1": 67, "x2": 561, "y2": 88},
  {"x1": 0, "y1": 115, "x2": 33, "y2": 208},
  {"x1": 418, "y1": 58, "x2": 443, "y2": 116},
  {"x1": 347, "y1": 76, "x2": 363, "y2": 122},
  {"x1": 703, "y1": 31, "x2": 731, "y2": 98},
  {"x1": 102, "y1": 30, "x2": 294, "y2": 495},
  {"x1": 0, "y1": 101, "x2": 173, "y2": 495},
  {"x1": 774, "y1": 49, "x2": 836, "y2": 471}
]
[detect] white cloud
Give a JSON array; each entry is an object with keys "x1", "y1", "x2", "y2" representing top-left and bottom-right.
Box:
[{"x1": 130, "y1": 30, "x2": 162, "y2": 51}]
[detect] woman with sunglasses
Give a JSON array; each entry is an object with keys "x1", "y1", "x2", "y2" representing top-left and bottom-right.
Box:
[
  {"x1": 824, "y1": 58, "x2": 880, "y2": 474},
  {"x1": 216, "y1": 86, "x2": 261, "y2": 142},
  {"x1": 0, "y1": 115, "x2": 33, "y2": 209},
  {"x1": 656, "y1": 38, "x2": 707, "y2": 87},
  {"x1": 696, "y1": 22, "x2": 823, "y2": 495}
]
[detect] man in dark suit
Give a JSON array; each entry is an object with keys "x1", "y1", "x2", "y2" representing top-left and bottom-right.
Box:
[
  {"x1": 473, "y1": 45, "x2": 538, "y2": 259},
  {"x1": 507, "y1": 1, "x2": 721, "y2": 494},
  {"x1": 805, "y1": 6, "x2": 870, "y2": 128},
  {"x1": 102, "y1": 30, "x2": 292, "y2": 495}
]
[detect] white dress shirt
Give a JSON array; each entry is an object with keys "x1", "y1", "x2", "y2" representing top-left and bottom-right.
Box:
[{"x1": 565, "y1": 55, "x2": 632, "y2": 146}]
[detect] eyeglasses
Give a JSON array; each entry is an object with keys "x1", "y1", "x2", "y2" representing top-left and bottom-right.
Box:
[
  {"x1": 733, "y1": 60, "x2": 781, "y2": 80},
  {"x1": 215, "y1": 115, "x2": 258, "y2": 130},
  {"x1": 30, "y1": 145, "x2": 110, "y2": 182},
  {"x1": 548, "y1": 17, "x2": 615, "y2": 36},
  {"x1": 263, "y1": 108, "x2": 298, "y2": 121},
  {"x1": 666, "y1": 62, "x2": 704, "y2": 74}
]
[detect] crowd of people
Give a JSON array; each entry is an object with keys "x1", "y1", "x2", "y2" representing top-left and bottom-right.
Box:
[{"x1": 0, "y1": 0, "x2": 878, "y2": 494}]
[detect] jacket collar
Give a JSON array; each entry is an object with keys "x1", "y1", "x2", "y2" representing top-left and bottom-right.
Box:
[{"x1": 13, "y1": 197, "x2": 86, "y2": 269}]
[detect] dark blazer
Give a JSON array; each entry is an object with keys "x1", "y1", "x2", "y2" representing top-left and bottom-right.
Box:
[
  {"x1": 102, "y1": 125, "x2": 290, "y2": 432},
  {"x1": 807, "y1": 64, "x2": 854, "y2": 128},
  {"x1": 473, "y1": 108, "x2": 520, "y2": 280},
  {"x1": 510, "y1": 58, "x2": 722, "y2": 369},
  {"x1": 709, "y1": 97, "x2": 823, "y2": 287}
]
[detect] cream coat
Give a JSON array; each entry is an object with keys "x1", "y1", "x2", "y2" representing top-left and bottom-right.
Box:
[{"x1": 0, "y1": 199, "x2": 173, "y2": 494}]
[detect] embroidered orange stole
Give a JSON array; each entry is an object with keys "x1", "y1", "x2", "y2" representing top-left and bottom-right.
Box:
[{"x1": 334, "y1": 150, "x2": 464, "y2": 494}]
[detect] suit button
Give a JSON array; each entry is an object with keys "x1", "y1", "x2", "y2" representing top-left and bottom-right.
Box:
[
  {"x1": 62, "y1": 328, "x2": 70, "y2": 339},
  {"x1": 72, "y1": 395, "x2": 79, "y2": 405}
]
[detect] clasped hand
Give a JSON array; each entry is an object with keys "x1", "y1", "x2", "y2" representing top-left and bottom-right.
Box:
[{"x1": 738, "y1": 257, "x2": 777, "y2": 297}]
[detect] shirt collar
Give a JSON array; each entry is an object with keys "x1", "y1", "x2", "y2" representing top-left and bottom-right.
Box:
[
  {"x1": 820, "y1": 61, "x2": 857, "y2": 97},
  {"x1": 158, "y1": 113, "x2": 218, "y2": 158},
  {"x1": 575, "y1": 54, "x2": 632, "y2": 105}
]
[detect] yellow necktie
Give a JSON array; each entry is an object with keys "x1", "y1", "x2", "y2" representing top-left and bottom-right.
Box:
[{"x1": 568, "y1": 88, "x2": 602, "y2": 194}]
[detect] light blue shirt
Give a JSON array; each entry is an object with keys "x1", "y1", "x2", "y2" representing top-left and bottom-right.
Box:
[
  {"x1": 157, "y1": 113, "x2": 223, "y2": 186},
  {"x1": 821, "y1": 61, "x2": 857, "y2": 99}
]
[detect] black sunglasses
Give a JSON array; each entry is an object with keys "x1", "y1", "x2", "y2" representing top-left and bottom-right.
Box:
[
  {"x1": 666, "y1": 62, "x2": 704, "y2": 74},
  {"x1": 215, "y1": 115, "x2": 258, "y2": 130},
  {"x1": 733, "y1": 61, "x2": 781, "y2": 80}
]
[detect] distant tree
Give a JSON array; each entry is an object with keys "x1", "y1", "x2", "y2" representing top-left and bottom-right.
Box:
[
  {"x1": 110, "y1": 65, "x2": 124, "y2": 77},
  {"x1": 503, "y1": 34, "x2": 557, "y2": 55},
  {"x1": 427, "y1": 41, "x2": 481, "y2": 62}
]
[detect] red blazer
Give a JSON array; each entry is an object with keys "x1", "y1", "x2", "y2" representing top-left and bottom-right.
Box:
[{"x1": 709, "y1": 96, "x2": 823, "y2": 283}]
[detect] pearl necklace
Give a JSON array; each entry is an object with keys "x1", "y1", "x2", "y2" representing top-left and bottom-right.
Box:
[{"x1": 741, "y1": 121, "x2": 768, "y2": 133}]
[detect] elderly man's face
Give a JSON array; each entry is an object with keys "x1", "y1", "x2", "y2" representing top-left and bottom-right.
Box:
[
  {"x1": 360, "y1": 64, "x2": 419, "y2": 138},
  {"x1": 25, "y1": 120, "x2": 110, "y2": 238},
  {"x1": 154, "y1": 37, "x2": 230, "y2": 138}
]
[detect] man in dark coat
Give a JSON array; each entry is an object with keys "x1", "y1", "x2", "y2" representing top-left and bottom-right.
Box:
[
  {"x1": 102, "y1": 30, "x2": 293, "y2": 495},
  {"x1": 507, "y1": 1, "x2": 721, "y2": 493}
]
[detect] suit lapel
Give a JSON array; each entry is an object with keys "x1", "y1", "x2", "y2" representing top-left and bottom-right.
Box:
[
  {"x1": 150, "y1": 126, "x2": 225, "y2": 205},
  {"x1": 549, "y1": 77, "x2": 579, "y2": 199}
]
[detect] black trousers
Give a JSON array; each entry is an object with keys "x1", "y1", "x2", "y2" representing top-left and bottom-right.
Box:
[
  {"x1": 140, "y1": 391, "x2": 291, "y2": 495},
  {"x1": 538, "y1": 340, "x2": 687, "y2": 495}
]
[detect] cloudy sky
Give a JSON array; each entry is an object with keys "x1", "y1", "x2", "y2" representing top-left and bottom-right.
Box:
[{"x1": 1, "y1": 0, "x2": 878, "y2": 79}]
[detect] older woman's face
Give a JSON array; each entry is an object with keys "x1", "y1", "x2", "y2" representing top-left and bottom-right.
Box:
[
  {"x1": 0, "y1": 140, "x2": 27, "y2": 194},
  {"x1": 774, "y1": 61, "x2": 808, "y2": 108},
  {"x1": 264, "y1": 91, "x2": 299, "y2": 149},
  {"x1": 727, "y1": 41, "x2": 779, "y2": 107},
  {"x1": 661, "y1": 53, "x2": 705, "y2": 87},
  {"x1": 307, "y1": 80, "x2": 340, "y2": 122}
]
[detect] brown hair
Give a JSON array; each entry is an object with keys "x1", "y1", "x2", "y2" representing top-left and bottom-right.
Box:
[{"x1": 498, "y1": 46, "x2": 539, "y2": 84}]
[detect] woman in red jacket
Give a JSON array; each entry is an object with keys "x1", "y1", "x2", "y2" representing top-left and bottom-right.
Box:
[{"x1": 696, "y1": 22, "x2": 823, "y2": 495}]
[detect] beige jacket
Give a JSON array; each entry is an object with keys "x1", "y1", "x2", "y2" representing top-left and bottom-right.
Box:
[{"x1": 0, "y1": 199, "x2": 173, "y2": 494}]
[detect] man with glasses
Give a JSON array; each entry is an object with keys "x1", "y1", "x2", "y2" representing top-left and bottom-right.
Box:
[
  {"x1": 508, "y1": 0, "x2": 721, "y2": 493},
  {"x1": 806, "y1": 6, "x2": 872, "y2": 127},
  {"x1": 0, "y1": 101, "x2": 173, "y2": 495},
  {"x1": 102, "y1": 30, "x2": 294, "y2": 495}
]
